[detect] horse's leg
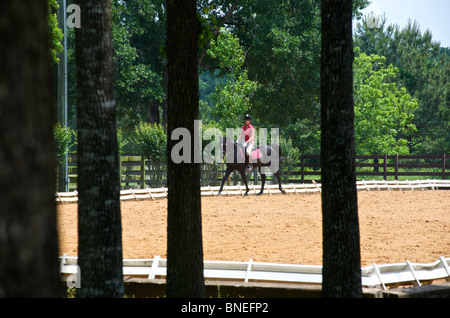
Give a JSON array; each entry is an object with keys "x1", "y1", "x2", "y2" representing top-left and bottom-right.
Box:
[
  {"x1": 218, "y1": 167, "x2": 232, "y2": 195},
  {"x1": 273, "y1": 170, "x2": 286, "y2": 194},
  {"x1": 238, "y1": 169, "x2": 250, "y2": 196},
  {"x1": 257, "y1": 167, "x2": 266, "y2": 196}
]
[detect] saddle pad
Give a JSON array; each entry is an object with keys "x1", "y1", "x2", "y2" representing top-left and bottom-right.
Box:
[{"x1": 251, "y1": 148, "x2": 260, "y2": 160}]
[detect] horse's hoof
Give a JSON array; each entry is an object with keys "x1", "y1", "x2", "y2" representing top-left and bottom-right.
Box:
[
  {"x1": 281, "y1": 190, "x2": 286, "y2": 195},
  {"x1": 244, "y1": 193, "x2": 249, "y2": 196},
  {"x1": 218, "y1": 192, "x2": 222, "y2": 196},
  {"x1": 257, "y1": 192, "x2": 263, "y2": 196}
]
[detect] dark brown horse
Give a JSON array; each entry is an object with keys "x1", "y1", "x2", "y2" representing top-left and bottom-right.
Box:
[{"x1": 218, "y1": 137, "x2": 286, "y2": 196}]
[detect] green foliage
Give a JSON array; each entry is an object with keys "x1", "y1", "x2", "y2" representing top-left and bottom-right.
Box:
[
  {"x1": 283, "y1": 118, "x2": 320, "y2": 155},
  {"x1": 112, "y1": 0, "x2": 165, "y2": 131},
  {"x1": 117, "y1": 128, "x2": 128, "y2": 156},
  {"x1": 352, "y1": 0, "x2": 371, "y2": 20},
  {"x1": 133, "y1": 122, "x2": 167, "y2": 163},
  {"x1": 48, "y1": 0, "x2": 63, "y2": 65},
  {"x1": 201, "y1": 121, "x2": 224, "y2": 163},
  {"x1": 278, "y1": 136, "x2": 301, "y2": 183},
  {"x1": 197, "y1": 4, "x2": 217, "y2": 50},
  {"x1": 112, "y1": 11, "x2": 163, "y2": 101},
  {"x1": 58, "y1": 0, "x2": 448, "y2": 157},
  {"x1": 354, "y1": 18, "x2": 449, "y2": 154},
  {"x1": 208, "y1": 28, "x2": 245, "y2": 73},
  {"x1": 207, "y1": 28, "x2": 259, "y2": 129},
  {"x1": 210, "y1": 71, "x2": 259, "y2": 129},
  {"x1": 353, "y1": 48, "x2": 418, "y2": 154},
  {"x1": 54, "y1": 123, "x2": 76, "y2": 163},
  {"x1": 199, "y1": 70, "x2": 222, "y2": 122},
  {"x1": 231, "y1": 0, "x2": 321, "y2": 127}
]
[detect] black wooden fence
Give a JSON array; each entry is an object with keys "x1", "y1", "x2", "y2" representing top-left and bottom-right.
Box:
[
  {"x1": 63, "y1": 153, "x2": 449, "y2": 191},
  {"x1": 297, "y1": 154, "x2": 449, "y2": 183}
]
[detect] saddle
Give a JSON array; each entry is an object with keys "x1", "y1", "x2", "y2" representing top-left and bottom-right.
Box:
[{"x1": 239, "y1": 146, "x2": 261, "y2": 160}]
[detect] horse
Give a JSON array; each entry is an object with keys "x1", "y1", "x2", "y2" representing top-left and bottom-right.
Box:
[{"x1": 218, "y1": 137, "x2": 286, "y2": 196}]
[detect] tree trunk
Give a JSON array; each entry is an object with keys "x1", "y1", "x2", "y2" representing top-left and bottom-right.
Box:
[
  {"x1": 0, "y1": 1, "x2": 61, "y2": 297},
  {"x1": 76, "y1": 0, "x2": 124, "y2": 297},
  {"x1": 148, "y1": 100, "x2": 161, "y2": 124},
  {"x1": 320, "y1": 0, "x2": 362, "y2": 297},
  {"x1": 165, "y1": 0, "x2": 205, "y2": 298},
  {"x1": 162, "y1": 65, "x2": 168, "y2": 128}
]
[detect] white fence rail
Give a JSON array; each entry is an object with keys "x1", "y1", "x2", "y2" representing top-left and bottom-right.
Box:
[
  {"x1": 60, "y1": 254, "x2": 450, "y2": 290},
  {"x1": 55, "y1": 179, "x2": 450, "y2": 203}
]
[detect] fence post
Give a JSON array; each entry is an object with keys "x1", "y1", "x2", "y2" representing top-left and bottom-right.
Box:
[
  {"x1": 141, "y1": 156, "x2": 146, "y2": 189},
  {"x1": 443, "y1": 154, "x2": 447, "y2": 180},
  {"x1": 119, "y1": 155, "x2": 122, "y2": 188},
  {"x1": 300, "y1": 155, "x2": 304, "y2": 183},
  {"x1": 383, "y1": 154, "x2": 388, "y2": 181},
  {"x1": 394, "y1": 154, "x2": 399, "y2": 181}
]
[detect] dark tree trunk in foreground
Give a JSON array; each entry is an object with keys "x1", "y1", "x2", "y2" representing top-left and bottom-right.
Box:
[
  {"x1": 166, "y1": 0, "x2": 205, "y2": 298},
  {"x1": 76, "y1": 0, "x2": 124, "y2": 297},
  {"x1": 0, "y1": 1, "x2": 61, "y2": 297},
  {"x1": 320, "y1": 0, "x2": 362, "y2": 297}
]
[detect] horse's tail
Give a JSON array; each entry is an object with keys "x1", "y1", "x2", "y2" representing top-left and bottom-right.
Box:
[{"x1": 277, "y1": 145, "x2": 286, "y2": 163}]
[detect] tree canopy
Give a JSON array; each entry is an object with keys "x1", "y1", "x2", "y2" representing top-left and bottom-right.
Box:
[
  {"x1": 353, "y1": 48, "x2": 418, "y2": 155},
  {"x1": 354, "y1": 16, "x2": 449, "y2": 154},
  {"x1": 56, "y1": 0, "x2": 448, "y2": 155}
]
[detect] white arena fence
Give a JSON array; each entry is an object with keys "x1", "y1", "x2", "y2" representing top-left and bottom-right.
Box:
[
  {"x1": 55, "y1": 179, "x2": 450, "y2": 203},
  {"x1": 59, "y1": 254, "x2": 450, "y2": 291},
  {"x1": 58, "y1": 179, "x2": 449, "y2": 290}
]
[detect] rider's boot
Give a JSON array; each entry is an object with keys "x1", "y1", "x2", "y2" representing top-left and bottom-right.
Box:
[{"x1": 245, "y1": 154, "x2": 252, "y2": 172}]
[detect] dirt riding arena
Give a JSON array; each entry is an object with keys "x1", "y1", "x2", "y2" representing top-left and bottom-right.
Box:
[{"x1": 57, "y1": 190, "x2": 450, "y2": 267}]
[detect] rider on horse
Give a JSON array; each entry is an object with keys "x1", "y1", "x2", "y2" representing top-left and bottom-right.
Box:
[{"x1": 238, "y1": 114, "x2": 255, "y2": 172}]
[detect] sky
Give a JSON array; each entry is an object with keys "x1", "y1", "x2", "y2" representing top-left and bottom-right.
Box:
[{"x1": 353, "y1": 0, "x2": 450, "y2": 48}]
